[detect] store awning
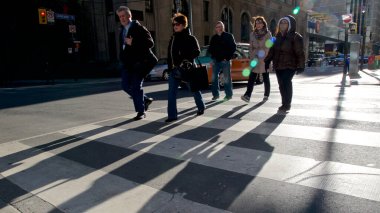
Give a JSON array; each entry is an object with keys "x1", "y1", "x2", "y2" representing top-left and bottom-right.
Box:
[{"x1": 308, "y1": 32, "x2": 341, "y2": 43}]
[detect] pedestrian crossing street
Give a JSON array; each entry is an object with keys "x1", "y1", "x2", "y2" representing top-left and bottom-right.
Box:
[{"x1": 1, "y1": 78, "x2": 380, "y2": 212}]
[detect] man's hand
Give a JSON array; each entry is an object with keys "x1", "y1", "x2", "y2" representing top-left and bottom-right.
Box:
[
  {"x1": 125, "y1": 36, "x2": 133, "y2": 46},
  {"x1": 296, "y1": 68, "x2": 304, "y2": 75}
]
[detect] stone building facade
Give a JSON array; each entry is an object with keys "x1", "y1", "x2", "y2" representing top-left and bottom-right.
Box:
[{"x1": 85, "y1": 0, "x2": 307, "y2": 61}]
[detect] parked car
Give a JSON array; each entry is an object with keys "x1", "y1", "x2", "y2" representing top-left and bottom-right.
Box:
[
  {"x1": 359, "y1": 56, "x2": 368, "y2": 64},
  {"x1": 307, "y1": 53, "x2": 324, "y2": 67},
  {"x1": 333, "y1": 54, "x2": 350, "y2": 67},
  {"x1": 198, "y1": 43, "x2": 251, "y2": 87},
  {"x1": 325, "y1": 56, "x2": 336, "y2": 65},
  {"x1": 145, "y1": 58, "x2": 169, "y2": 81}
]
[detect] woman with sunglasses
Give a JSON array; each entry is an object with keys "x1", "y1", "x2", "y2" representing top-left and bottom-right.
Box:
[{"x1": 165, "y1": 13, "x2": 205, "y2": 122}]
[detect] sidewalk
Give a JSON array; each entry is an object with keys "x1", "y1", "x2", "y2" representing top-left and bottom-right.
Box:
[
  {"x1": 0, "y1": 78, "x2": 120, "y2": 89},
  {"x1": 349, "y1": 68, "x2": 380, "y2": 85},
  {"x1": 361, "y1": 68, "x2": 380, "y2": 81}
]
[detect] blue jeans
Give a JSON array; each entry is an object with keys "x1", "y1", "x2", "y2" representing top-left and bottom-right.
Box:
[
  {"x1": 244, "y1": 72, "x2": 270, "y2": 98},
  {"x1": 211, "y1": 60, "x2": 233, "y2": 98},
  {"x1": 120, "y1": 63, "x2": 148, "y2": 113},
  {"x1": 168, "y1": 71, "x2": 205, "y2": 119}
]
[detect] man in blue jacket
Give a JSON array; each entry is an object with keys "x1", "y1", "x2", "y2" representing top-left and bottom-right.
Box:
[
  {"x1": 209, "y1": 21, "x2": 237, "y2": 101},
  {"x1": 117, "y1": 6, "x2": 157, "y2": 120}
]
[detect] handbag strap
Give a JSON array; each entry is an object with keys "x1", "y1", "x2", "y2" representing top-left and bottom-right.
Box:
[{"x1": 195, "y1": 57, "x2": 203, "y2": 67}]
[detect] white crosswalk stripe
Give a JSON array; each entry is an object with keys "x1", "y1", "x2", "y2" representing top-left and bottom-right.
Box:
[{"x1": 1, "y1": 80, "x2": 380, "y2": 212}]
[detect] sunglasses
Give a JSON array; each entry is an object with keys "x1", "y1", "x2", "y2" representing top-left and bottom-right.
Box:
[{"x1": 172, "y1": 22, "x2": 181, "y2": 26}]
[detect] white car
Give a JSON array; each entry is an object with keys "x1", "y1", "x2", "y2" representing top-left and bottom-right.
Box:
[{"x1": 146, "y1": 58, "x2": 169, "y2": 81}]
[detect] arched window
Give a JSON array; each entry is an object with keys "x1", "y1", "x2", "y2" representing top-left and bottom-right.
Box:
[
  {"x1": 221, "y1": 7, "x2": 233, "y2": 33},
  {"x1": 173, "y1": 0, "x2": 189, "y2": 16},
  {"x1": 241, "y1": 13, "x2": 250, "y2": 42},
  {"x1": 270, "y1": 19, "x2": 277, "y2": 35}
]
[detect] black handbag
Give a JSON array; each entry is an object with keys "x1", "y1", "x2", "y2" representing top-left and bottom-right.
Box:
[
  {"x1": 190, "y1": 58, "x2": 209, "y2": 92},
  {"x1": 173, "y1": 60, "x2": 193, "y2": 82}
]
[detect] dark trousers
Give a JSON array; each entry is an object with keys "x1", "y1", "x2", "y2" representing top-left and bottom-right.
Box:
[
  {"x1": 120, "y1": 63, "x2": 149, "y2": 113},
  {"x1": 167, "y1": 71, "x2": 205, "y2": 119},
  {"x1": 244, "y1": 71, "x2": 270, "y2": 98},
  {"x1": 275, "y1": 69, "x2": 296, "y2": 107}
]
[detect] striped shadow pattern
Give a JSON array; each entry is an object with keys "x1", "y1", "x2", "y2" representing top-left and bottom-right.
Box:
[{"x1": 1, "y1": 82, "x2": 380, "y2": 213}]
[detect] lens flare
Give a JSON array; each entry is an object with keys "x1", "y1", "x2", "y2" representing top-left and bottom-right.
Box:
[
  {"x1": 242, "y1": 68, "x2": 251, "y2": 77},
  {"x1": 265, "y1": 39, "x2": 273, "y2": 48},
  {"x1": 293, "y1": 6, "x2": 300, "y2": 15},
  {"x1": 257, "y1": 50, "x2": 266, "y2": 58},
  {"x1": 250, "y1": 59, "x2": 258, "y2": 68}
]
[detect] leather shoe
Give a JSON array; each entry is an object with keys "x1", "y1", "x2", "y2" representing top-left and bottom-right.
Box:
[
  {"x1": 165, "y1": 118, "x2": 177, "y2": 122},
  {"x1": 196, "y1": 109, "x2": 204, "y2": 116},
  {"x1": 278, "y1": 105, "x2": 291, "y2": 111},
  {"x1": 144, "y1": 97, "x2": 153, "y2": 111},
  {"x1": 223, "y1": 96, "x2": 232, "y2": 101},
  {"x1": 211, "y1": 96, "x2": 219, "y2": 101},
  {"x1": 134, "y1": 112, "x2": 146, "y2": 120}
]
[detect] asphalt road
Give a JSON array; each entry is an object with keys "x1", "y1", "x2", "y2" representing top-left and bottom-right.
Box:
[{"x1": 1, "y1": 67, "x2": 380, "y2": 212}]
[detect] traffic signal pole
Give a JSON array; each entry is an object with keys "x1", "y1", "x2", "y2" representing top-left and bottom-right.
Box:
[
  {"x1": 343, "y1": 23, "x2": 349, "y2": 75},
  {"x1": 359, "y1": 2, "x2": 366, "y2": 71}
]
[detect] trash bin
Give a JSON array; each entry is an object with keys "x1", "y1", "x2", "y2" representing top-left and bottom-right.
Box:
[
  {"x1": 368, "y1": 55, "x2": 375, "y2": 70},
  {"x1": 375, "y1": 55, "x2": 380, "y2": 69}
]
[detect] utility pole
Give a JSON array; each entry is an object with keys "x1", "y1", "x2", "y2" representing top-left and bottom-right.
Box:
[
  {"x1": 189, "y1": 0, "x2": 193, "y2": 34},
  {"x1": 343, "y1": 0, "x2": 353, "y2": 75},
  {"x1": 343, "y1": 23, "x2": 349, "y2": 74},
  {"x1": 360, "y1": 0, "x2": 367, "y2": 71}
]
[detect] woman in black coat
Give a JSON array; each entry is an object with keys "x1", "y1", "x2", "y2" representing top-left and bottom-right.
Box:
[
  {"x1": 265, "y1": 15, "x2": 305, "y2": 112},
  {"x1": 165, "y1": 13, "x2": 205, "y2": 122}
]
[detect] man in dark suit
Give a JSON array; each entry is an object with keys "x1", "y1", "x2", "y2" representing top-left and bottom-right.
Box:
[{"x1": 116, "y1": 6, "x2": 158, "y2": 120}]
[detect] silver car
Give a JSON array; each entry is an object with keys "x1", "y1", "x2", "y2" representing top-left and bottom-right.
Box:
[{"x1": 146, "y1": 58, "x2": 169, "y2": 81}]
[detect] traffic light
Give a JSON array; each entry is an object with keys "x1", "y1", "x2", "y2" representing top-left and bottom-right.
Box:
[{"x1": 38, "y1": 8, "x2": 47, "y2": 24}]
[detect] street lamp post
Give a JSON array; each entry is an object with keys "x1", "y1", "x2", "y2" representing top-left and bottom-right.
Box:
[
  {"x1": 343, "y1": 0, "x2": 353, "y2": 75},
  {"x1": 343, "y1": 24, "x2": 349, "y2": 74},
  {"x1": 359, "y1": 4, "x2": 367, "y2": 71}
]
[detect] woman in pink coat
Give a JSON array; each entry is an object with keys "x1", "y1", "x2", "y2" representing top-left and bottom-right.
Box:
[{"x1": 241, "y1": 16, "x2": 272, "y2": 103}]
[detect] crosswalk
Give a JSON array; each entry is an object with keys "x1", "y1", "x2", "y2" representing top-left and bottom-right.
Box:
[{"x1": 1, "y1": 76, "x2": 380, "y2": 212}]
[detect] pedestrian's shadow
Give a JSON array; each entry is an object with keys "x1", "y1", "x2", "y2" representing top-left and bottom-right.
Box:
[
  {"x1": 0, "y1": 95, "x2": 282, "y2": 212},
  {"x1": 136, "y1": 102, "x2": 286, "y2": 212},
  {"x1": 0, "y1": 96, "x2": 228, "y2": 212}
]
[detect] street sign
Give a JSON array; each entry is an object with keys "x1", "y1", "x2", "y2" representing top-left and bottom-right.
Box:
[
  {"x1": 47, "y1": 10, "x2": 55, "y2": 24},
  {"x1": 69, "y1": 25, "x2": 76, "y2": 33},
  {"x1": 342, "y1": 14, "x2": 352, "y2": 24},
  {"x1": 349, "y1": 22, "x2": 357, "y2": 34},
  {"x1": 55, "y1": 13, "x2": 75, "y2": 21}
]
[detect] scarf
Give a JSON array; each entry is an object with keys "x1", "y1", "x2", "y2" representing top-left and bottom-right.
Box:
[{"x1": 254, "y1": 28, "x2": 268, "y2": 40}]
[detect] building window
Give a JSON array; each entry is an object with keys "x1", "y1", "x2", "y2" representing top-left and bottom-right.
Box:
[
  {"x1": 221, "y1": 7, "x2": 233, "y2": 33},
  {"x1": 203, "y1": 1, "x2": 209, "y2": 21},
  {"x1": 270, "y1": 19, "x2": 277, "y2": 35},
  {"x1": 146, "y1": 0, "x2": 153, "y2": 12},
  {"x1": 241, "y1": 13, "x2": 250, "y2": 43},
  {"x1": 105, "y1": 0, "x2": 113, "y2": 14},
  {"x1": 173, "y1": 0, "x2": 189, "y2": 17},
  {"x1": 204, "y1": 35, "x2": 210, "y2": 45},
  {"x1": 131, "y1": 10, "x2": 144, "y2": 21}
]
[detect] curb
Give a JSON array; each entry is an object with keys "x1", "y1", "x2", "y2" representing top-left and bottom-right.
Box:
[{"x1": 361, "y1": 69, "x2": 380, "y2": 81}]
